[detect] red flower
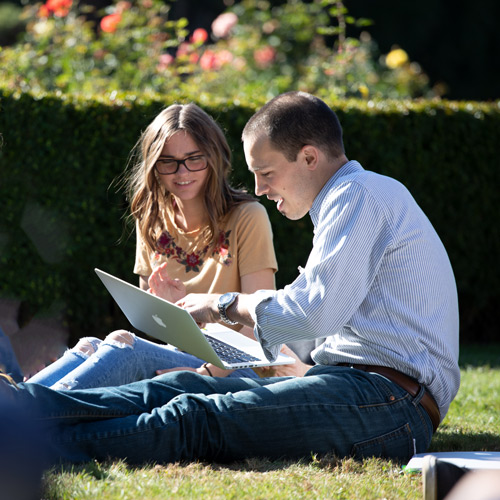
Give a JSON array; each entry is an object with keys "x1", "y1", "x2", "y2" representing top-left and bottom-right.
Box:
[
  {"x1": 191, "y1": 28, "x2": 208, "y2": 44},
  {"x1": 199, "y1": 50, "x2": 217, "y2": 71},
  {"x1": 38, "y1": 4, "x2": 50, "y2": 17},
  {"x1": 100, "y1": 13, "x2": 122, "y2": 33},
  {"x1": 186, "y1": 253, "x2": 200, "y2": 267},
  {"x1": 157, "y1": 232, "x2": 172, "y2": 249},
  {"x1": 44, "y1": 0, "x2": 72, "y2": 17},
  {"x1": 254, "y1": 46, "x2": 276, "y2": 68}
]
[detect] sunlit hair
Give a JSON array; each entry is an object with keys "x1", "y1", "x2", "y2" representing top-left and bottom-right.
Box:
[
  {"x1": 125, "y1": 103, "x2": 254, "y2": 255},
  {"x1": 242, "y1": 91, "x2": 345, "y2": 161}
]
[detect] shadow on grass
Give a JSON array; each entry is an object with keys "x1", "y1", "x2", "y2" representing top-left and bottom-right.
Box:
[
  {"x1": 48, "y1": 456, "x2": 321, "y2": 479},
  {"x1": 430, "y1": 430, "x2": 500, "y2": 453}
]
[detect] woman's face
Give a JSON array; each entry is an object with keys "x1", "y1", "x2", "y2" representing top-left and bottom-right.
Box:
[{"x1": 156, "y1": 130, "x2": 210, "y2": 204}]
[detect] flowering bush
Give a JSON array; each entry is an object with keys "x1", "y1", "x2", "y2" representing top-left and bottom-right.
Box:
[
  {"x1": 0, "y1": 0, "x2": 436, "y2": 101},
  {"x1": 0, "y1": 0, "x2": 189, "y2": 96}
]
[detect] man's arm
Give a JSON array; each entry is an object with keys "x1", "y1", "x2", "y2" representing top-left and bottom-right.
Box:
[{"x1": 178, "y1": 293, "x2": 254, "y2": 328}]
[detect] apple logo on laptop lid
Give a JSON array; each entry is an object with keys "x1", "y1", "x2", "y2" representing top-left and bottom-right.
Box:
[{"x1": 152, "y1": 314, "x2": 167, "y2": 328}]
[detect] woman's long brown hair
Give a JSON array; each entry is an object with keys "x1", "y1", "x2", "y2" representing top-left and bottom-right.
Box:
[{"x1": 125, "y1": 103, "x2": 254, "y2": 256}]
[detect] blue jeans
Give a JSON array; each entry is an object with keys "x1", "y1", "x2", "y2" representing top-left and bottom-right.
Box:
[
  {"x1": 28, "y1": 333, "x2": 257, "y2": 389},
  {"x1": 15, "y1": 365, "x2": 434, "y2": 465},
  {"x1": 0, "y1": 325, "x2": 23, "y2": 383}
]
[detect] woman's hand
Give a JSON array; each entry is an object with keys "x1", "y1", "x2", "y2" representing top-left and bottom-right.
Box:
[{"x1": 148, "y1": 262, "x2": 186, "y2": 303}]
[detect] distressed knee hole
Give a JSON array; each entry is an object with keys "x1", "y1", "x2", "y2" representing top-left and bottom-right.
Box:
[
  {"x1": 72, "y1": 338, "x2": 99, "y2": 357},
  {"x1": 104, "y1": 330, "x2": 135, "y2": 349},
  {"x1": 52, "y1": 379, "x2": 78, "y2": 390}
]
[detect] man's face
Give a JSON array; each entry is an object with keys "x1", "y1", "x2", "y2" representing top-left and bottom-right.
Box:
[{"x1": 244, "y1": 135, "x2": 314, "y2": 220}]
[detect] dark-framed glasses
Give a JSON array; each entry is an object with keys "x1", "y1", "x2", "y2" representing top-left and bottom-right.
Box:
[{"x1": 154, "y1": 155, "x2": 208, "y2": 175}]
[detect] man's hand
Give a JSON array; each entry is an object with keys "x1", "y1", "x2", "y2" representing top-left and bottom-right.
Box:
[
  {"x1": 148, "y1": 263, "x2": 186, "y2": 303},
  {"x1": 176, "y1": 293, "x2": 220, "y2": 324},
  {"x1": 253, "y1": 344, "x2": 312, "y2": 378}
]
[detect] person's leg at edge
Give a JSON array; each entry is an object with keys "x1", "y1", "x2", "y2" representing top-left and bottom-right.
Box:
[
  {"x1": 0, "y1": 325, "x2": 23, "y2": 383},
  {"x1": 12, "y1": 365, "x2": 434, "y2": 466}
]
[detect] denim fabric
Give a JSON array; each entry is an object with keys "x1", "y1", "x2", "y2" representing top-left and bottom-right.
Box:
[
  {"x1": 0, "y1": 325, "x2": 23, "y2": 383},
  {"x1": 17, "y1": 365, "x2": 434, "y2": 466},
  {"x1": 28, "y1": 334, "x2": 257, "y2": 389}
]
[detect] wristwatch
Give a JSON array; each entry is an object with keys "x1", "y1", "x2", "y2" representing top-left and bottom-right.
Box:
[{"x1": 217, "y1": 292, "x2": 240, "y2": 325}]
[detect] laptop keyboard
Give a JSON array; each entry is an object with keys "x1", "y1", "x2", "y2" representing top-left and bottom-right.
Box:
[{"x1": 205, "y1": 335, "x2": 260, "y2": 363}]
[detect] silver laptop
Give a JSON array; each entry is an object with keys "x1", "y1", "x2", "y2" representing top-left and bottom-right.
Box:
[{"x1": 95, "y1": 269, "x2": 295, "y2": 370}]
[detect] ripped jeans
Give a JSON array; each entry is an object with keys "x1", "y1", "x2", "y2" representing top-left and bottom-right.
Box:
[{"x1": 27, "y1": 332, "x2": 257, "y2": 389}]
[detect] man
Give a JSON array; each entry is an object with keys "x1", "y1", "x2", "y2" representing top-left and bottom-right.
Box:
[{"x1": 1, "y1": 92, "x2": 459, "y2": 466}]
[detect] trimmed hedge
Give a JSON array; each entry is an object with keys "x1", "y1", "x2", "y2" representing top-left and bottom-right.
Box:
[{"x1": 0, "y1": 90, "x2": 499, "y2": 343}]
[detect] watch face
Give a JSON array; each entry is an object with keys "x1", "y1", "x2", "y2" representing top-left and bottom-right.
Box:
[{"x1": 219, "y1": 292, "x2": 236, "y2": 306}]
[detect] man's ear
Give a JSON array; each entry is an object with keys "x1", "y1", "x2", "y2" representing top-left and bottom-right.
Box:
[{"x1": 300, "y1": 145, "x2": 319, "y2": 171}]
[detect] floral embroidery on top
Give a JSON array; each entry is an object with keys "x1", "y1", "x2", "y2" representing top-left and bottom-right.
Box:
[{"x1": 155, "y1": 229, "x2": 233, "y2": 273}]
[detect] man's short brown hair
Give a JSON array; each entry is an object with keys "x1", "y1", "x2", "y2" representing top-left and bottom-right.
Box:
[{"x1": 242, "y1": 91, "x2": 345, "y2": 161}]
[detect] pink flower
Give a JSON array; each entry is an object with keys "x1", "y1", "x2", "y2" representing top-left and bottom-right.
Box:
[
  {"x1": 157, "y1": 53, "x2": 174, "y2": 71},
  {"x1": 211, "y1": 12, "x2": 238, "y2": 39},
  {"x1": 116, "y1": 1, "x2": 132, "y2": 13},
  {"x1": 100, "y1": 13, "x2": 121, "y2": 33},
  {"x1": 216, "y1": 49, "x2": 233, "y2": 66},
  {"x1": 254, "y1": 46, "x2": 276, "y2": 68},
  {"x1": 191, "y1": 28, "x2": 208, "y2": 44},
  {"x1": 176, "y1": 42, "x2": 191, "y2": 58},
  {"x1": 199, "y1": 50, "x2": 233, "y2": 71},
  {"x1": 93, "y1": 49, "x2": 107, "y2": 60}
]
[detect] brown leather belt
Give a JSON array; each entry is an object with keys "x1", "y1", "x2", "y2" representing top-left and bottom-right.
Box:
[{"x1": 338, "y1": 363, "x2": 440, "y2": 432}]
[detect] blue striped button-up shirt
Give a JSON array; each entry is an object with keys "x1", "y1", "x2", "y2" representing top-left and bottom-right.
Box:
[{"x1": 251, "y1": 160, "x2": 460, "y2": 419}]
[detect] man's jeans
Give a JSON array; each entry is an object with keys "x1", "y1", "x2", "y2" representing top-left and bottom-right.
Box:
[{"x1": 17, "y1": 365, "x2": 434, "y2": 465}]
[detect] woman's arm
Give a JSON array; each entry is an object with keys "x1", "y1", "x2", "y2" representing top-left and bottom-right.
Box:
[{"x1": 139, "y1": 276, "x2": 149, "y2": 290}]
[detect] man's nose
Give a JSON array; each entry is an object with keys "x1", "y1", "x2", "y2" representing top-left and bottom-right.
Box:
[{"x1": 254, "y1": 177, "x2": 268, "y2": 196}]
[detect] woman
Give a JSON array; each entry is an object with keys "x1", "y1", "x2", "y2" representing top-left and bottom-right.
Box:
[{"x1": 28, "y1": 103, "x2": 281, "y2": 389}]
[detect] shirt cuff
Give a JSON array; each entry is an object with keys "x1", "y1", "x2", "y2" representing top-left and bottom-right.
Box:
[{"x1": 248, "y1": 290, "x2": 282, "y2": 361}]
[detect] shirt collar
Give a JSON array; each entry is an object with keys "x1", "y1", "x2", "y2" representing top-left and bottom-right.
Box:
[{"x1": 309, "y1": 160, "x2": 363, "y2": 226}]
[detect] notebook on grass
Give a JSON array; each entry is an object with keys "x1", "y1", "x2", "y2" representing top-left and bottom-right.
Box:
[{"x1": 95, "y1": 268, "x2": 295, "y2": 370}]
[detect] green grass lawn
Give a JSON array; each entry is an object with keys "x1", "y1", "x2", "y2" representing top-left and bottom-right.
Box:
[{"x1": 41, "y1": 344, "x2": 500, "y2": 500}]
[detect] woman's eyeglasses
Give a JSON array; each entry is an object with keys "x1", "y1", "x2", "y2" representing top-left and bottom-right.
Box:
[{"x1": 154, "y1": 155, "x2": 208, "y2": 175}]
